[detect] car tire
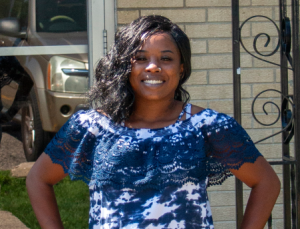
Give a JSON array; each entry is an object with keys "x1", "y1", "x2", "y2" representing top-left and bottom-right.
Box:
[{"x1": 21, "y1": 89, "x2": 51, "y2": 161}]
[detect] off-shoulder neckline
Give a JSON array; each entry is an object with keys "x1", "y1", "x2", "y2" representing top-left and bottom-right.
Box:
[{"x1": 91, "y1": 107, "x2": 211, "y2": 132}]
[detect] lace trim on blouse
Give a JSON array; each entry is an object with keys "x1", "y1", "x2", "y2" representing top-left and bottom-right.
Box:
[{"x1": 44, "y1": 107, "x2": 262, "y2": 190}]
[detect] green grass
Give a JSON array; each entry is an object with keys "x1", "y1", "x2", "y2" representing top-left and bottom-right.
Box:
[{"x1": 0, "y1": 170, "x2": 90, "y2": 229}]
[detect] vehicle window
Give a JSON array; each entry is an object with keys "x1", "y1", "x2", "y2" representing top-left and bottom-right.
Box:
[
  {"x1": 36, "y1": 0, "x2": 87, "y2": 33},
  {"x1": 0, "y1": 0, "x2": 13, "y2": 19},
  {"x1": 10, "y1": 0, "x2": 29, "y2": 32}
]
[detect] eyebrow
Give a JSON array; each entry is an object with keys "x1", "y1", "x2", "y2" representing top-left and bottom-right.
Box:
[{"x1": 162, "y1": 50, "x2": 174, "y2": 53}]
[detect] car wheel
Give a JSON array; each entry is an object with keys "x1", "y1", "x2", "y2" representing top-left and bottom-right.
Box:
[{"x1": 21, "y1": 89, "x2": 51, "y2": 161}]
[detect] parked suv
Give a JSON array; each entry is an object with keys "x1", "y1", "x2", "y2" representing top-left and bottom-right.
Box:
[{"x1": 0, "y1": 0, "x2": 89, "y2": 161}]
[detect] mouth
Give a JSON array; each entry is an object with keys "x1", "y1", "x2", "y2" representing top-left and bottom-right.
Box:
[{"x1": 142, "y1": 80, "x2": 164, "y2": 85}]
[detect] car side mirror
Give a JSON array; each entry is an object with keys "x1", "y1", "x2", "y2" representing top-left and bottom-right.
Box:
[{"x1": 0, "y1": 17, "x2": 26, "y2": 39}]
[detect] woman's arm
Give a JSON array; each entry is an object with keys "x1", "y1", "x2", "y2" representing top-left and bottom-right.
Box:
[
  {"x1": 26, "y1": 153, "x2": 68, "y2": 229},
  {"x1": 230, "y1": 156, "x2": 281, "y2": 229}
]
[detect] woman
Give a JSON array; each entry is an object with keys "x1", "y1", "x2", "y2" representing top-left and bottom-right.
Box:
[{"x1": 27, "y1": 15, "x2": 280, "y2": 229}]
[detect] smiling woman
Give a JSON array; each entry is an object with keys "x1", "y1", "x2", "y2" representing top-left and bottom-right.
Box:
[
  {"x1": 87, "y1": 15, "x2": 191, "y2": 124},
  {"x1": 129, "y1": 33, "x2": 183, "y2": 102},
  {"x1": 27, "y1": 15, "x2": 280, "y2": 229}
]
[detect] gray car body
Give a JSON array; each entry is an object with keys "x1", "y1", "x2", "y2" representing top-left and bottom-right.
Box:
[{"x1": 1, "y1": 0, "x2": 88, "y2": 132}]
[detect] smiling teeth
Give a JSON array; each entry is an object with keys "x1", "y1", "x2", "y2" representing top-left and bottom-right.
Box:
[{"x1": 143, "y1": 80, "x2": 163, "y2": 84}]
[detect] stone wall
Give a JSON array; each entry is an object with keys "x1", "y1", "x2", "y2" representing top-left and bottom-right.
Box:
[{"x1": 117, "y1": 0, "x2": 293, "y2": 228}]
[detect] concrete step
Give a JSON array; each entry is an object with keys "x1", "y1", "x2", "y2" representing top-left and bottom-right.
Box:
[
  {"x1": 10, "y1": 162, "x2": 34, "y2": 178},
  {"x1": 0, "y1": 211, "x2": 28, "y2": 229}
]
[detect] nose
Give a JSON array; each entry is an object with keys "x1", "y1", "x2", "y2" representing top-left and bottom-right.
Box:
[{"x1": 145, "y1": 63, "x2": 161, "y2": 73}]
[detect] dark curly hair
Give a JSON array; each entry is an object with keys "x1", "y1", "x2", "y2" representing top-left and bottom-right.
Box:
[{"x1": 87, "y1": 15, "x2": 191, "y2": 123}]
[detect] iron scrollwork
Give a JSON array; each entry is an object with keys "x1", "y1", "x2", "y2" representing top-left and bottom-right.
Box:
[
  {"x1": 281, "y1": 17, "x2": 293, "y2": 67},
  {"x1": 251, "y1": 89, "x2": 294, "y2": 144},
  {"x1": 239, "y1": 15, "x2": 295, "y2": 144},
  {"x1": 239, "y1": 15, "x2": 293, "y2": 69}
]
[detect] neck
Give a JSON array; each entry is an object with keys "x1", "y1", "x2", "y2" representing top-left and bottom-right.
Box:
[{"x1": 129, "y1": 98, "x2": 180, "y2": 123}]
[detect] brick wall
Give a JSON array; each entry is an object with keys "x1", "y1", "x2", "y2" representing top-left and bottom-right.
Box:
[{"x1": 117, "y1": 0, "x2": 292, "y2": 228}]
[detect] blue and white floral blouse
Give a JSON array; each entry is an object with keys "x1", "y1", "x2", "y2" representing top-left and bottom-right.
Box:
[{"x1": 45, "y1": 104, "x2": 262, "y2": 229}]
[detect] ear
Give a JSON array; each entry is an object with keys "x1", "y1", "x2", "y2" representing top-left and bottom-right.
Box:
[{"x1": 180, "y1": 64, "x2": 184, "y2": 77}]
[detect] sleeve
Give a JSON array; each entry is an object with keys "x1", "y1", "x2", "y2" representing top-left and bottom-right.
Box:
[
  {"x1": 44, "y1": 111, "x2": 96, "y2": 184},
  {"x1": 202, "y1": 112, "x2": 263, "y2": 187}
]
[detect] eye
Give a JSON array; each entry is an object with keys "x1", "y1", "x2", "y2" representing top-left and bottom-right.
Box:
[
  {"x1": 135, "y1": 56, "x2": 147, "y2": 61},
  {"x1": 161, "y1": 56, "x2": 172, "y2": 61}
]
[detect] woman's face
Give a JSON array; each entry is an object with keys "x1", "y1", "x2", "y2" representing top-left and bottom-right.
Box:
[{"x1": 129, "y1": 32, "x2": 183, "y2": 102}]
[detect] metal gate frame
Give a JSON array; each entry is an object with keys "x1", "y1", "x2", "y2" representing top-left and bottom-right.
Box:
[{"x1": 231, "y1": 0, "x2": 300, "y2": 228}]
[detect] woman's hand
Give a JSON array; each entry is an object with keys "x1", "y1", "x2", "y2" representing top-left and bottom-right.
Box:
[
  {"x1": 230, "y1": 156, "x2": 281, "y2": 229},
  {"x1": 26, "y1": 153, "x2": 68, "y2": 229}
]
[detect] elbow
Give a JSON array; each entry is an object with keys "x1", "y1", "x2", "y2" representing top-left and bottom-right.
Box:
[
  {"x1": 26, "y1": 165, "x2": 44, "y2": 191},
  {"x1": 262, "y1": 172, "x2": 281, "y2": 199},
  {"x1": 268, "y1": 175, "x2": 281, "y2": 206},
  {"x1": 253, "y1": 171, "x2": 281, "y2": 199},
  {"x1": 26, "y1": 167, "x2": 36, "y2": 191},
  {"x1": 273, "y1": 175, "x2": 281, "y2": 196},
  {"x1": 264, "y1": 165, "x2": 281, "y2": 197},
  {"x1": 270, "y1": 169, "x2": 281, "y2": 195}
]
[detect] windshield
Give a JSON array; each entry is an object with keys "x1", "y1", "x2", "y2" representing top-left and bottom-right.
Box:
[{"x1": 36, "y1": 0, "x2": 87, "y2": 33}]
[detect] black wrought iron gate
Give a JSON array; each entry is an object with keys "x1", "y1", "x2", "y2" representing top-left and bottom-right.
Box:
[{"x1": 232, "y1": 0, "x2": 300, "y2": 228}]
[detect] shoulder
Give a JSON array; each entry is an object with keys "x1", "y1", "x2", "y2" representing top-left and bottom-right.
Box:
[
  {"x1": 58, "y1": 109, "x2": 110, "y2": 137},
  {"x1": 189, "y1": 104, "x2": 233, "y2": 127},
  {"x1": 190, "y1": 104, "x2": 205, "y2": 115},
  {"x1": 67, "y1": 109, "x2": 103, "y2": 127}
]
